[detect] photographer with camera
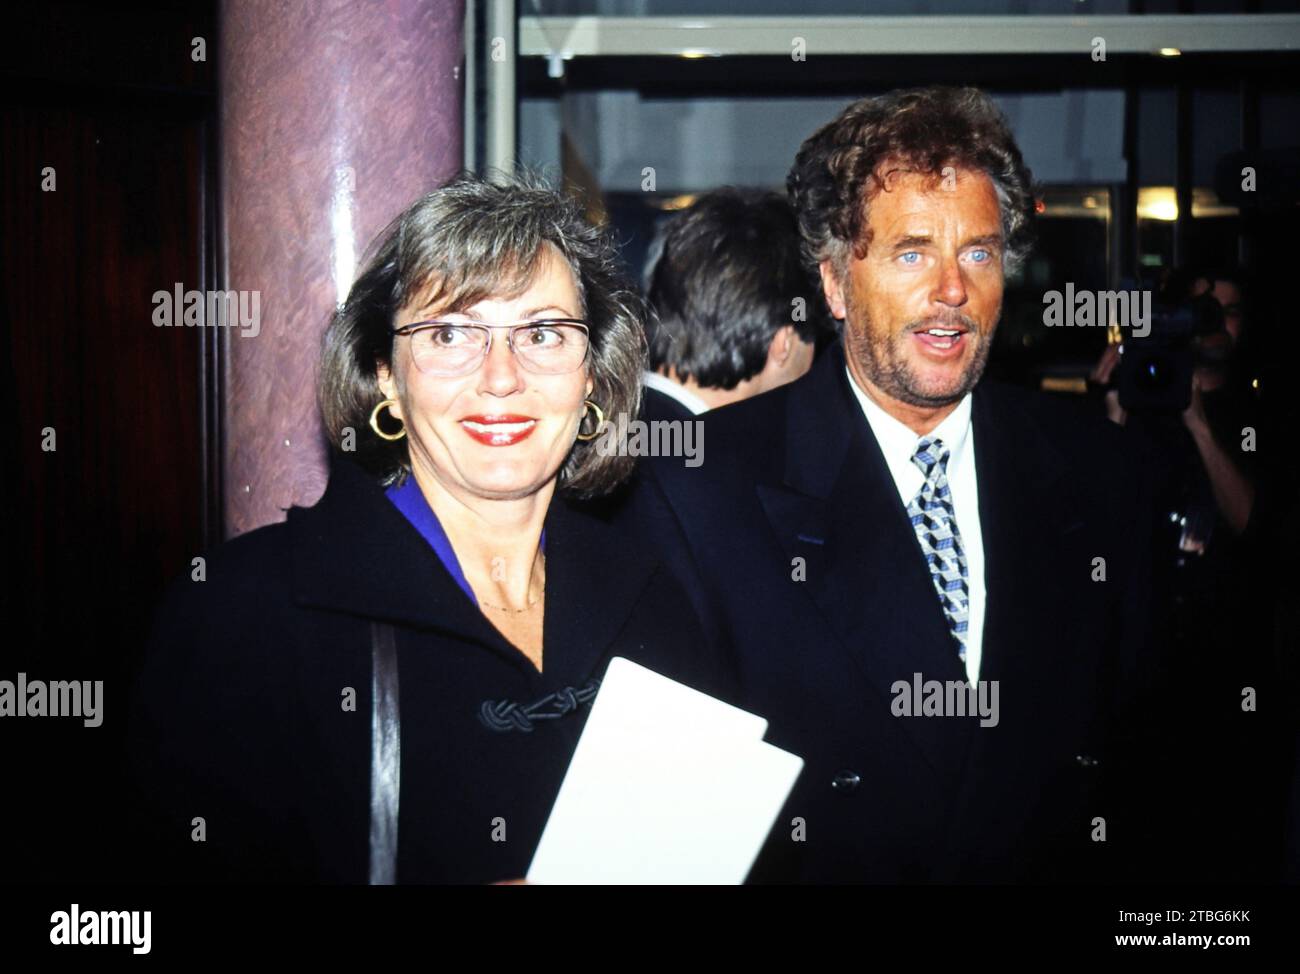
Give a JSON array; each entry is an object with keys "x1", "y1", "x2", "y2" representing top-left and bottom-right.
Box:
[
  {"x1": 1091, "y1": 266, "x2": 1283, "y2": 881},
  {"x1": 1091, "y1": 268, "x2": 1256, "y2": 539}
]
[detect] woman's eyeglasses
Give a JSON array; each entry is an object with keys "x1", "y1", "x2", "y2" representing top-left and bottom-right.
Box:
[{"x1": 392, "y1": 319, "x2": 590, "y2": 377}]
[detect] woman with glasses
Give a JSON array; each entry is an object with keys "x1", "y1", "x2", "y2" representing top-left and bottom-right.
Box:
[{"x1": 130, "y1": 174, "x2": 732, "y2": 884}]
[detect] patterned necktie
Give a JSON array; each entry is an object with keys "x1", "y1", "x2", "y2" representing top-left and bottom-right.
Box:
[{"x1": 907, "y1": 437, "x2": 970, "y2": 661}]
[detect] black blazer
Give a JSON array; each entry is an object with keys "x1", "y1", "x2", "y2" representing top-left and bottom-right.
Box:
[
  {"x1": 127, "y1": 455, "x2": 732, "y2": 884},
  {"x1": 622, "y1": 342, "x2": 1166, "y2": 883},
  {"x1": 642, "y1": 384, "x2": 698, "y2": 424}
]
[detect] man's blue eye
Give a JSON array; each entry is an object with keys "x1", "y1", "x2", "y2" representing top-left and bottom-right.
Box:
[
  {"x1": 968, "y1": 249, "x2": 991, "y2": 263},
  {"x1": 899, "y1": 252, "x2": 921, "y2": 265}
]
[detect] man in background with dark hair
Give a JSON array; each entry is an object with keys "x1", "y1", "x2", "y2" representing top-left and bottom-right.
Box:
[
  {"x1": 641, "y1": 188, "x2": 832, "y2": 421},
  {"x1": 625, "y1": 86, "x2": 1167, "y2": 883}
]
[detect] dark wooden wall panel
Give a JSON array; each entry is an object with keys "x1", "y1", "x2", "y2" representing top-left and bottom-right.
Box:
[
  {"x1": 2, "y1": 1, "x2": 216, "y2": 881},
  {"x1": 3, "y1": 100, "x2": 206, "y2": 652}
]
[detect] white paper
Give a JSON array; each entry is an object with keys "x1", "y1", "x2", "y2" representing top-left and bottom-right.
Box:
[{"x1": 527, "y1": 657, "x2": 804, "y2": 885}]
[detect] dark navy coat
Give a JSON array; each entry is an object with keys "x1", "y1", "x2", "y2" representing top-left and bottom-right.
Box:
[{"x1": 128, "y1": 455, "x2": 733, "y2": 884}]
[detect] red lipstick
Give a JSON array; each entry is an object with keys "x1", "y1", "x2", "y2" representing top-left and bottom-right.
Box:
[{"x1": 459, "y1": 414, "x2": 538, "y2": 447}]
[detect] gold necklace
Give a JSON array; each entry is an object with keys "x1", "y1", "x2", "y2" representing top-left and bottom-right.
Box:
[{"x1": 478, "y1": 595, "x2": 541, "y2": 613}]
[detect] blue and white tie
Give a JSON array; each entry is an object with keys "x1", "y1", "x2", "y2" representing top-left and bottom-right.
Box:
[{"x1": 907, "y1": 437, "x2": 970, "y2": 661}]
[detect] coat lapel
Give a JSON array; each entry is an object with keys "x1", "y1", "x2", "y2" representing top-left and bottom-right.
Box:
[
  {"x1": 289, "y1": 455, "x2": 660, "y2": 682},
  {"x1": 541, "y1": 496, "x2": 660, "y2": 684},
  {"x1": 288, "y1": 456, "x2": 514, "y2": 657},
  {"x1": 970, "y1": 384, "x2": 1077, "y2": 686}
]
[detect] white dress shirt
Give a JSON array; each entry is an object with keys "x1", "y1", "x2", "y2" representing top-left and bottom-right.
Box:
[
  {"x1": 643, "y1": 370, "x2": 710, "y2": 416},
  {"x1": 845, "y1": 367, "x2": 986, "y2": 683}
]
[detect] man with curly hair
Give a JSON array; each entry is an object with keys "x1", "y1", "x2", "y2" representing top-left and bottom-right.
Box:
[{"x1": 629, "y1": 87, "x2": 1166, "y2": 883}]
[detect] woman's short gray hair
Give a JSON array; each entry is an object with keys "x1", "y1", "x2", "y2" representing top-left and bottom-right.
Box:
[{"x1": 319, "y1": 172, "x2": 646, "y2": 498}]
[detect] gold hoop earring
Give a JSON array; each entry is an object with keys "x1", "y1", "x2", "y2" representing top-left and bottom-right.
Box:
[
  {"x1": 369, "y1": 398, "x2": 407, "y2": 441},
  {"x1": 575, "y1": 399, "x2": 605, "y2": 441}
]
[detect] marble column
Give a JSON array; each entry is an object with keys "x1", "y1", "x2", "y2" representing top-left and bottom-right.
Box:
[{"x1": 220, "y1": 0, "x2": 464, "y2": 535}]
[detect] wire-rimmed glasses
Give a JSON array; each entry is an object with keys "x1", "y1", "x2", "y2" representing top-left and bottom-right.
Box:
[{"x1": 392, "y1": 319, "x2": 591, "y2": 377}]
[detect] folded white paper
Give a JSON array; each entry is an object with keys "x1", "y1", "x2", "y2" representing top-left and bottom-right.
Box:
[{"x1": 527, "y1": 657, "x2": 804, "y2": 885}]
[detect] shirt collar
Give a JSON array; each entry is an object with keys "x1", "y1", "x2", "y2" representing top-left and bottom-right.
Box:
[
  {"x1": 644, "y1": 371, "x2": 710, "y2": 416},
  {"x1": 845, "y1": 364, "x2": 972, "y2": 482}
]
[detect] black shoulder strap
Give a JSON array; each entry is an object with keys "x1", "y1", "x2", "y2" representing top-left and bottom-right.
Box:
[{"x1": 369, "y1": 621, "x2": 400, "y2": 884}]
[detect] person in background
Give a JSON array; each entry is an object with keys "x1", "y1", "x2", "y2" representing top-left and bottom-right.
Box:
[
  {"x1": 1091, "y1": 267, "x2": 1256, "y2": 536},
  {"x1": 1091, "y1": 265, "x2": 1289, "y2": 881},
  {"x1": 640, "y1": 187, "x2": 833, "y2": 422}
]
